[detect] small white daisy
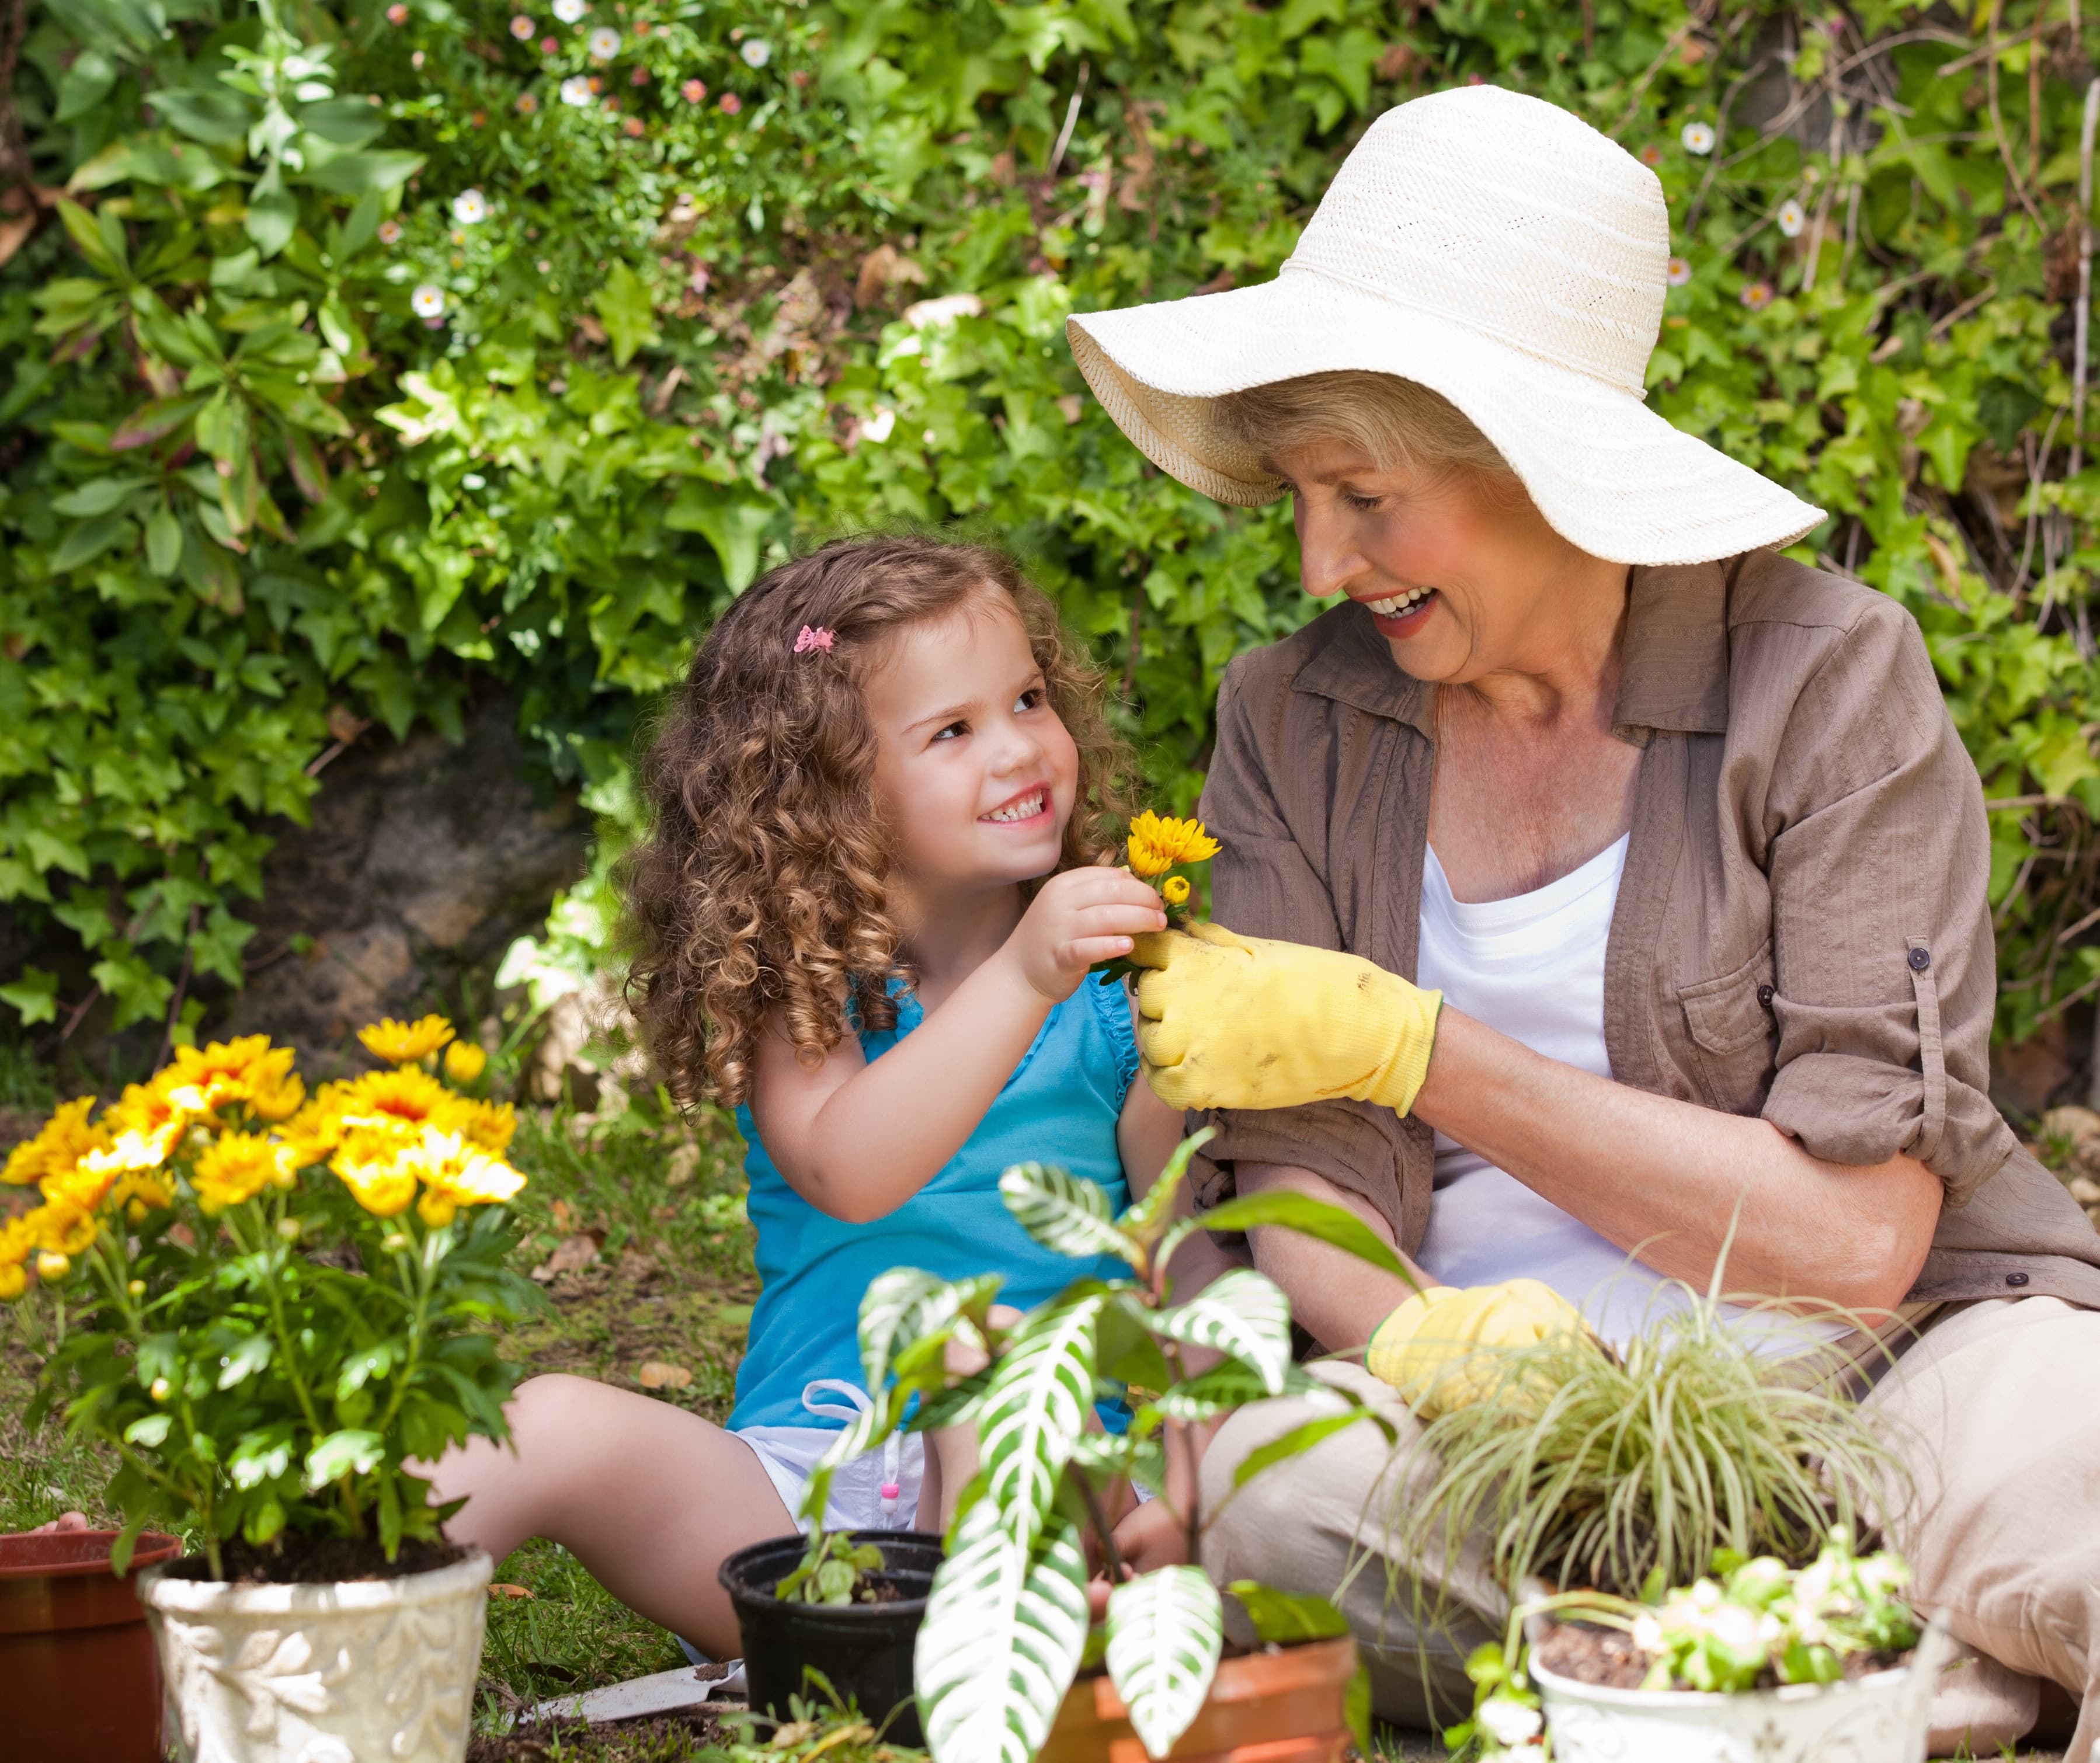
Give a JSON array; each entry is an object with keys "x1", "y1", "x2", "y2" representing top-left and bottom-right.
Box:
[
  {"x1": 411, "y1": 284, "x2": 446, "y2": 318},
  {"x1": 739, "y1": 38, "x2": 770, "y2": 67},
  {"x1": 377, "y1": 218, "x2": 404, "y2": 245},
  {"x1": 1666, "y1": 255, "x2": 1692, "y2": 286},
  {"x1": 587, "y1": 25, "x2": 620, "y2": 60},
  {"x1": 1776, "y1": 197, "x2": 1806, "y2": 238},
  {"x1": 861, "y1": 407, "x2": 896, "y2": 443},
  {"x1": 559, "y1": 74, "x2": 593, "y2": 106},
  {"x1": 1680, "y1": 120, "x2": 1715, "y2": 155},
  {"x1": 451, "y1": 188, "x2": 488, "y2": 225},
  {"x1": 552, "y1": 0, "x2": 587, "y2": 20}
]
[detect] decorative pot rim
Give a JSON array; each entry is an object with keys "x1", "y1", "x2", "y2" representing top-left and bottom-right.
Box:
[
  {"x1": 1526, "y1": 1611, "x2": 1953, "y2": 1711},
  {"x1": 138, "y1": 1544, "x2": 492, "y2": 1616}
]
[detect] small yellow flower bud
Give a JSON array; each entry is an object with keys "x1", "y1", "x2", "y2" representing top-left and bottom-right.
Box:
[
  {"x1": 128, "y1": 1278, "x2": 146, "y2": 1296},
  {"x1": 36, "y1": 1250, "x2": 70, "y2": 1282},
  {"x1": 276, "y1": 1216, "x2": 303, "y2": 1242},
  {"x1": 1160, "y1": 875, "x2": 1192, "y2": 906},
  {"x1": 150, "y1": 1377, "x2": 172, "y2": 1402},
  {"x1": 443, "y1": 1040, "x2": 488, "y2": 1084},
  {"x1": 382, "y1": 1232, "x2": 411, "y2": 1254}
]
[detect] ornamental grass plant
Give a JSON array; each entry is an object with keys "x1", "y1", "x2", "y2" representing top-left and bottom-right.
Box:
[
  {"x1": 2, "y1": 1014, "x2": 536, "y2": 1578},
  {"x1": 1387, "y1": 1281, "x2": 1913, "y2": 1609}
]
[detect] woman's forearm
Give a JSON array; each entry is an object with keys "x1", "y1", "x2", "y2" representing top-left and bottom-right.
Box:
[
  {"x1": 1413, "y1": 1009, "x2": 1943, "y2": 1317},
  {"x1": 1234, "y1": 1163, "x2": 1423, "y2": 1352}
]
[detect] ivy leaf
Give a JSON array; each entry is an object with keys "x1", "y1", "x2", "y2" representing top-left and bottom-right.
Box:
[
  {"x1": 664, "y1": 488, "x2": 776, "y2": 592},
  {"x1": 592, "y1": 261, "x2": 660, "y2": 367},
  {"x1": 0, "y1": 968, "x2": 58, "y2": 1027}
]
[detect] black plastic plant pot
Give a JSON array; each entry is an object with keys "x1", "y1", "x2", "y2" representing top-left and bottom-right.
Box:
[{"x1": 719, "y1": 1529, "x2": 944, "y2": 1747}]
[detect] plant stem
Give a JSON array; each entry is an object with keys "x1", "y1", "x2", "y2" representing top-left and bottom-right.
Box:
[{"x1": 1074, "y1": 1468, "x2": 1126, "y2": 1591}]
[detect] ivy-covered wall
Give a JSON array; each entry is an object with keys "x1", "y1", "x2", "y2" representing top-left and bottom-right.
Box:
[{"x1": 6, "y1": 0, "x2": 2100, "y2": 1065}]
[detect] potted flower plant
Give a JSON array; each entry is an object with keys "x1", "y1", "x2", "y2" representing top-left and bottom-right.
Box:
[
  {"x1": 4, "y1": 1015, "x2": 536, "y2": 1763},
  {"x1": 767, "y1": 1128, "x2": 1420, "y2": 1763},
  {"x1": 1450, "y1": 1531, "x2": 1952, "y2": 1762}
]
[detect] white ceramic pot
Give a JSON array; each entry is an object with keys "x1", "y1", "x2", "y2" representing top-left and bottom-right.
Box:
[
  {"x1": 139, "y1": 1547, "x2": 492, "y2": 1763},
  {"x1": 1528, "y1": 1613, "x2": 1953, "y2": 1763}
]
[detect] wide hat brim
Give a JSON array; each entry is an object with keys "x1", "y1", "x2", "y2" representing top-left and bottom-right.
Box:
[{"x1": 1067, "y1": 266, "x2": 1826, "y2": 568}]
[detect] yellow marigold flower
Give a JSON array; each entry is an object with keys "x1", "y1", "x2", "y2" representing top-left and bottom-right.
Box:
[
  {"x1": 4, "y1": 1097, "x2": 109, "y2": 1187},
  {"x1": 332, "y1": 1132, "x2": 419, "y2": 1218},
  {"x1": 359, "y1": 1015, "x2": 457, "y2": 1065},
  {"x1": 40, "y1": 1159, "x2": 117, "y2": 1216},
  {"x1": 1161, "y1": 875, "x2": 1192, "y2": 906},
  {"x1": 33, "y1": 1201, "x2": 99, "y2": 1256},
  {"x1": 113, "y1": 1169, "x2": 176, "y2": 1224},
  {"x1": 453, "y1": 1097, "x2": 517, "y2": 1157},
  {"x1": 249, "y1": 1072, "x2": 306, "y2": 1122},
  {"x1": 1125, "y1": 811, "x2": 1222, "y2": 880},
  {"x1": 159, "y1": 1036, "x2": 290, "y2": 1117},
  {"x1": 410, "y1": 1126, "x2": 526, "y2": 1211},
  {"x1": 443, "y1": 1040, "x2": 488, "y2": 1084},
  {"x1": 342, "y1": 1066, "x2": 455, "y2": 1132},
  {"x1": 102, "y1": 1083, "x2": 188, "y2": 1164},
  {"x1": 417, "y1": 1187, "x2": 458, "y2": 1229},
  {"x1": 36, "y1": 1249, "x2": 70, "y2": 1282},
  {"x1": 280, "y1": 1087, "x2": 352, "y2": 1168},
  {"x1": 0, "y1": 1213, "x2": 37, "y2": 1268},
  {"x1": 0, "y1": 1263, "x2": 24, "y2": 1301},
  {"x1": 191, "y1": 1133, "x2": 286, "y2": 1215}
]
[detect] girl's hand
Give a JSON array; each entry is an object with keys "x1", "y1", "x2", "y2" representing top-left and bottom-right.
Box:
[{"x1": 1006, "y1": 867, "x2": 1167, "y2": 1003}]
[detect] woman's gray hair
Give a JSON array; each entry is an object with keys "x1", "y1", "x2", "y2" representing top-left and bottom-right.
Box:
[{"x1": 1214, "y1": 370, "x2": 1516, "y2": 481}]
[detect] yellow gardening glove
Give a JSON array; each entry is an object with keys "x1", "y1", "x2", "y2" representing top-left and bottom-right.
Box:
[
  {"x1": 1366, "y1": 1279, "x2": 1595, "y2": 1418},
  {"x1": 1129, "y1": 921, "x2": 1442, "y2": 1114}
]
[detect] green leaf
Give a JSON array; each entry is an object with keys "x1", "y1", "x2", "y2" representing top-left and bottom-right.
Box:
[
  {"x1": 246, "y1": 171, "x2": 297, "y2": 261},
  {"x1": 298, "y1": 97, "x2": 388, "y2": 148},
  {"x1": 145, "y1": 508, "x2": 182, "y2": 578},
  {"x1": 999, "y1": 1162, "x2": 1142, "y2": 1270},
  {"x1": 1145, "y1": 1267, "x2": 1294, "y2": 1395},
  {"x1": 149, "y1": 87, "x2": 257, "y2": 145},
  {"x1": 112, "y1": 397, "x2": 208, "y2": 452},
  {"x1": 305, "y1": 1428, "x2": 385, "y2": 1487},
  {"x1": 56, "y1": 200, "x2": 123, "y2": 278},
  {"x1": 973, "y1": 1294, "x2": 1103, "y2": 1542},
  {"x1": 1105, "y1": 1566, "x2": 1223, "y2": 1759},
  {"x1": 856, "y1": 1266, "x2": 1003, "y2": 1397},
  {"x1": 55, "y1": 51, "x2": 118, "y2": 125},
  {"x1": 1170, "y1": 1192, "x2": 1414, "y2": 1285},
  {"x1": 1226, "y1": 1580, "x2": 1350, "y2": 1643},
  {"x1": 50, "y1": 513, "x2": 131, "y2": 572},
  {"x1": 304, "y1": 149, "x2": 426, "y2": 194},
  {"x1": 0, "y1": 968, "x2": 58, "y2": 1027},
  {"x1": 592, "y1": 261, "x2": 660, "y2": 367},
  {"x1": 916, "y1": 1500, "x2": 1090, "y2": 1763},
  {"x1": 51, "y1": 475, "x2": 152, "y2": 517},
  {"x1": 1231, "y1": 1409, "x2": 1374, "y2": 1489},
  {"x1": 1139, "y1": 1359, "x2": 1329, "y2": 1425},
  {"x1": 665, "y1": 488, "x2": 776, "y2": 592},
  {"x1": 1119, "y1": 1126, "x2": 1215, "y2": 1241},
  {"x1": 122, "y1": 1413, "x2": 173, "y2": 1448},
  {"x1": 217, "y1": 1331, "x2": 275, "y2": 1389}
]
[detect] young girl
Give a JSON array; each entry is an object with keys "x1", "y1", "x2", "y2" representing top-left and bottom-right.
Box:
[{"x1": 429, "y1": 534, "x2": 1201, "y2": 1657}]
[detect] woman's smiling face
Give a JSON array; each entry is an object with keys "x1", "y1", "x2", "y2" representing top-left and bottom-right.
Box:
[{"x1": 1271, "y1": 439, "x2": 1605, "y2": 684}]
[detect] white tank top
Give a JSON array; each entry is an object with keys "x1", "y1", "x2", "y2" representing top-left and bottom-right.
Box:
[{"x1": 1413, "y1": 837, "x2": 1843, "y2": 1352}]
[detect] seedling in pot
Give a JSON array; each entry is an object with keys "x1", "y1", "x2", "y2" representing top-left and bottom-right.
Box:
[{"x1": 776, "y1": 1531, "x2": 888, "y2": 1606}]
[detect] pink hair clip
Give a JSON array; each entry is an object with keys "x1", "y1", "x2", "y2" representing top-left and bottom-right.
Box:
[{"x1": 793, "y1": 624, "x2": 835, "y2": 655}]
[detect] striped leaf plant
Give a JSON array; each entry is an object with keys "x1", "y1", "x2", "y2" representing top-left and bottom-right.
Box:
[{"x1": 799, "y1": 1129, "x2": 1416, "y2": 1763}]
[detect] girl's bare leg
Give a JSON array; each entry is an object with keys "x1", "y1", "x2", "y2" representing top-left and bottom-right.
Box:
[{"x1": 426, "y1": 1373, "x2": 794, "y2": 1657}]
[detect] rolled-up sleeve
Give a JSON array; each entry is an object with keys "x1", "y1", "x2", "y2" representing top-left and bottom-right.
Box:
[
  {"x1": 1757, "y1": 598, "x2": 2017, "y2": 1208},
  {"x1": 1192, "y1": 656, "x2": 1413, "y2": 1236}
]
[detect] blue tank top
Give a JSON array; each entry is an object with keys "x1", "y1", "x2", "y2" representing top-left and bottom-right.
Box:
[{"x1": 729, "y1": 975, "x2": 1139, "y2": 1432}]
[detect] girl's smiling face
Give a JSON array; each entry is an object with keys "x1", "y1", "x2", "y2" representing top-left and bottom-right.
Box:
[{"x1": 864, "y1": 594, "x2": 1079, "y2": 898}]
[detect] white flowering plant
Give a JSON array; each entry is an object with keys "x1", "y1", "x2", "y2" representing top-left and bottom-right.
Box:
[{"x1": 1447, "y1": 1531, "x2": 1922, "y2": 1759}]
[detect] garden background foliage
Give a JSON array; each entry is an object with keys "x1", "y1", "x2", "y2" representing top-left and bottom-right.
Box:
[{"x1": 9, "y1": 0, "x2": 2100, "y2": 1053}]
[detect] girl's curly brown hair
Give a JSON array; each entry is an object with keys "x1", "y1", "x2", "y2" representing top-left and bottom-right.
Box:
[{"x1": 622, "y1": 534, "x2": 1135, "y2": 1108}]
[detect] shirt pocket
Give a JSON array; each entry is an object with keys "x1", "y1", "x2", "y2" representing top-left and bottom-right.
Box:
[{"x1": 1676, "y1": 938, "x2": 1778, "y2": 1116}]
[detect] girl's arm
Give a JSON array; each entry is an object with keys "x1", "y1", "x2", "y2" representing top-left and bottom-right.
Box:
[{"x1": 750, "y1": 867, "x2": 1167, "y2": 1223}]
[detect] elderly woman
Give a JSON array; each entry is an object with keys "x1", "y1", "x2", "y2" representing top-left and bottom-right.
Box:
[{"x1": 1068, "y1": 86, "x2": 2100, "y2": 1755}]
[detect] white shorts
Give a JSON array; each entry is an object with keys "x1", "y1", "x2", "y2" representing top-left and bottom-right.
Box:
[{"x1": 733, "y1": 1379, "x2": 927, "y2": 1534}]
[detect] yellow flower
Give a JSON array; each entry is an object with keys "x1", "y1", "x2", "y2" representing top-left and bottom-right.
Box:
[
  {"x1": 191, "y1": 1133, "x2": 287, "y2": 1215},
  {"x1": 33, "y1": 1201, "x2": 99, "y2": 1256},
  {"x1": 280, "y1": 1086, "x2": 352, "y2": 1169},
  {"x1": 453, "y1": 1097, "x2": 517, "y2": 1157},
  {"x1": 158, "y1": 1037, "x2": 293, "y2": 1118},
  {"x1": 0, "y1": 1213, "x2": 37, "y2": 1268},
  {"x1": 332, "y1": 1131, "x2": 419, "y2": 1218},
  {"x1": 359, "y1": 1015, "x2": 457, "y2": 1065},
  {"x1": 113, "y1": 1170, "x2": 175, "y2": 1223},
  {"x1": 1125, "y1": 811, "x2": 1221, "y2": 879},
  {"x1": 443, "y1": 1039, "x2": 488, "y2": 1084},
  {"x1": 417, "y1": 1187, "x2": 458, "y2": 1229},
  {"x1": 4, "y1": 1097, "x2": 109, "y2": 1187},
  {"x1": 35, "y1": 1250, "x2": 69, "y2": 1282},
  {"x1": 103, "y1": 1083, "x2": 189, "y2": 1164},
  {"x1": 1161, "y1": 875, "x2": 1192, "y2": 906},
  {"x1": 249, "y1": 1072, "x2": 306, "y2": 1122},
  {"x1": 39, "y1": 1158, "x2": 117, "y2": 1216},
  {"x1": 410, "y1": 1126, "x2": 526, "y2": 1212},
  {"x1": 341, "y1": 1066, "x2": 457, "y2": 1133},
  {"x1": 0, "y1": 1264, "x2": 23, "y2": 1301}
]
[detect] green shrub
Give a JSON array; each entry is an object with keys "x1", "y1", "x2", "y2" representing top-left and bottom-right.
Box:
[{"x1": 6, "y1": 0, "x2": 2100, "y2": 1047}]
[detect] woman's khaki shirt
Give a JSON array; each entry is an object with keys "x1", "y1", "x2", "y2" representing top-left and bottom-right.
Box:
[{"x1": 1197, "y1": 550, "x2": 2100, "y2": 1309}]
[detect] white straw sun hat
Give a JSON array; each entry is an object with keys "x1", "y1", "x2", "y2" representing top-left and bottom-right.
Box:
[{"x1": 1066, "y1": 85, "x2": 1824, "y2": 567}]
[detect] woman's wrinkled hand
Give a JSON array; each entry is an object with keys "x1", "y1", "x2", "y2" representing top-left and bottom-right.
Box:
[{"x1": 1128, "y1": 921, "x2": 1444, "y2": 1114}]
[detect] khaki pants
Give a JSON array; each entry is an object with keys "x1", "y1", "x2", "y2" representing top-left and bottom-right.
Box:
[{"x1": 1199, "y1": 1298, "x2": 2100, "y2": 1759}]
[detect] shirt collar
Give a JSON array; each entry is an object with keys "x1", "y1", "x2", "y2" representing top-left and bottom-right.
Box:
[{"x1": 1289, "y1": 561, "x2": 1732, "y2": 739}]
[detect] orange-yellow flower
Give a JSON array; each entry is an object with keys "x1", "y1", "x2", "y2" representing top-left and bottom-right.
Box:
[
  {"x1": 4, "y1": 1097, "x2": 109, "y2": 1187},
  {"x1": 159, "y1": 1037, "x2": 293, "y2": 1118},
  {"x1": 0, "y1": 1263, "x2": 23, "y2": 1301},
  {"x1": 32, "y1": 1200, "x2": 99, "y2": 1256},
  {"x1": 1125, "y1": 811, "x2": 1221, "y2": 880},
  {"x1": 341, "y1": 1066, "x2": 456, "y2": 1133},
  {"x1": 35, "y1": 1249, "x2": 69, "y2": 1282},
  {"x1": 249, "y1": 1072, "x2": 305, "y2": 1122},
  {"x1": 191, "y1": 1133, "x2": 287, "y2": 1214},
  {"x1": 359, "y1": 1015, "x2": 457, "y2": 1065},
  {"x1": 443, "y1": 1039, "x2": 488, "y2": 1084},
  {"x1": 452, "y1": 1097, "x2": 517, "y2": 1157},
  {"x1": 0, "y1": 1212, "x2": 37, "y2": 1270},
  {"x1": 280, "y1": 1087, "x2": 351, "y2": 1169},
  {"x1": 103, "y1": 1083, "x2": 189, "y2": 1164},
  {"x1": 332, "y1": 1131, "x2": 419, "y2": 1218},
  {"x1": 410, "y1": 1126, "x2": 526, "y2": 1209},
  {"x1": 39, "y1": 1157, "x2": 117, "y2": 1216},
  {"x1": 111, "y1": 1170, "x2": 175, "y2": 1222},
  {"x1": 1161, "y1": 875, "x2": 1192, "y2": 906}
]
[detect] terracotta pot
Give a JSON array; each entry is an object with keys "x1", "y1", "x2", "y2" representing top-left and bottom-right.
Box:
[
  {"x1": 1527, "y1": 1611, "x2": 1956, "y2": 1763},
  {"x1": 0, "y1": 1526, "x2": 185, "y2": 1763},
  {"x1": 141, "y1": 1545, "x2": 492, "y2": 1763},
  {"x1": 1039, "y1": 1635, "x2": 1358, "y2": 1763}
]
